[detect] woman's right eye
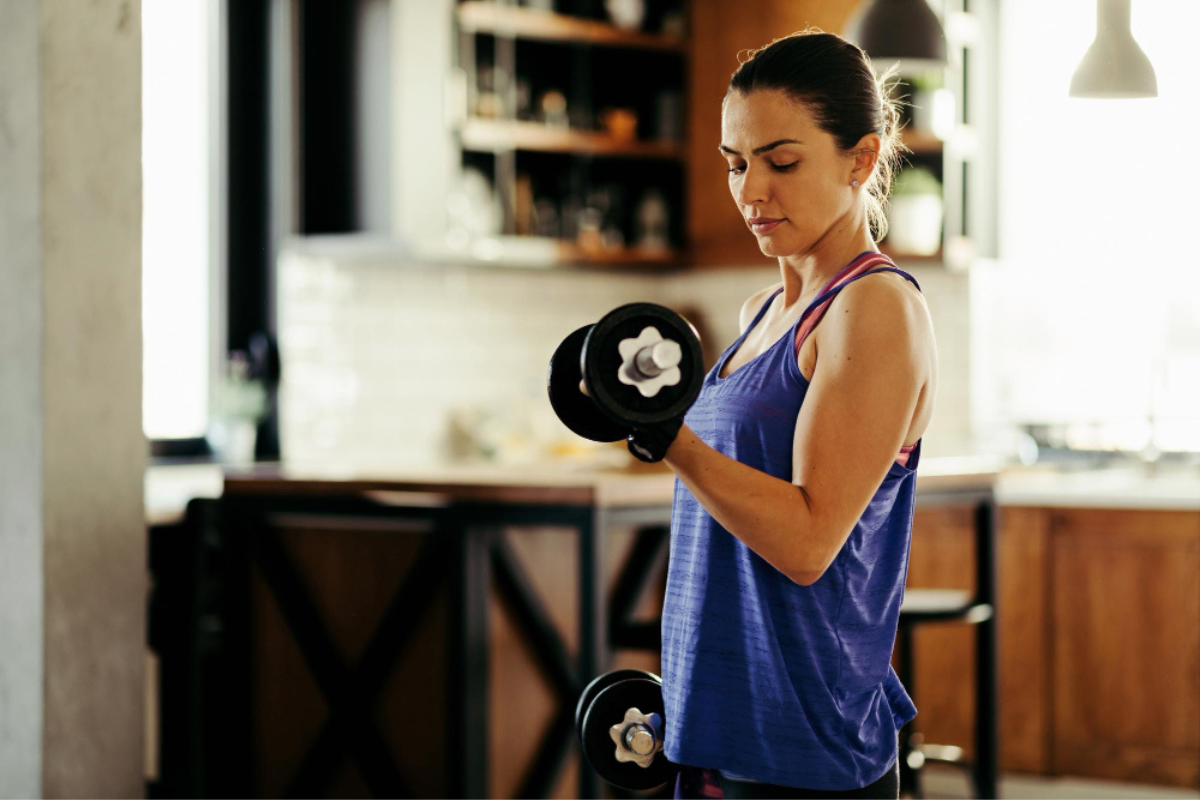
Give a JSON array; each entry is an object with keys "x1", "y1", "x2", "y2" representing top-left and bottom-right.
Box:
[{"x1": 727, "y1": 164, "x2": 745, "y2": 175}]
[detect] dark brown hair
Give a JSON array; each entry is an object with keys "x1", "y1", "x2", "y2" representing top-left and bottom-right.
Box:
[{"x1": 726, "y1": 29, "x2": 907, "y2": 239}]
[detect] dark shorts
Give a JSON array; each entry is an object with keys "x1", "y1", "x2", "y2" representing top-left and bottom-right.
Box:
[{"x1": 674, "y1": 758, "x2": 900, "y2": 800}]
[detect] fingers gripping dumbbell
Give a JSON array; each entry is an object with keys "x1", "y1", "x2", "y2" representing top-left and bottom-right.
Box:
[{"x1": 547, "y1": 303, "x2": 703, "y2": 461}]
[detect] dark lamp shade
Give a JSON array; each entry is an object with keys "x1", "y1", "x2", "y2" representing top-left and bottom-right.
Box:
[{"x1": 842, "y1": 0, "x2": 947, "y2": 65}]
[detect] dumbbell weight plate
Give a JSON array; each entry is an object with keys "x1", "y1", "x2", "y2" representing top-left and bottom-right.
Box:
[
  {"x1": 547, "y1": 324, "x2": 630, "y2": 443},
  {"x1": 581, "y1": 677, "x2": 677, "y2": 792},
  {"x1": 575, "y1": 669, "x2": 661, "y2": 747},
  {"x1": 582, "y1": 304, "x2": 704, "y2": 428}
]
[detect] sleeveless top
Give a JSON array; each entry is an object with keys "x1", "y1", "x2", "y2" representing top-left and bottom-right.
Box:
[{"x1": 660, "y1": 251, "x2": 922, "y2": 792}]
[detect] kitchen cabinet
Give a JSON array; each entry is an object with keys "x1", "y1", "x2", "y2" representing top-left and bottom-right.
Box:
[
  {"x1": 685, "y1": 0, "x2": 860, "y2": 267},
  {"x1": 901, "y1": 504, "x2": 1200, "y2": 790},
  {"x1": 1050, "y1": 508, "x2": 1200, "y2": 788}
]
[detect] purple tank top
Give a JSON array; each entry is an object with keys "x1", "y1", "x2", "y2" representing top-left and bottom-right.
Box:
[{"x1": 661, "y1": 252, "x2": 921, "y2": 791}]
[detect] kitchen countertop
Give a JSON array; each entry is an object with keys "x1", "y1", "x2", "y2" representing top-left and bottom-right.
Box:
[
  {"x1": 996, "y1": 463, "x2": 1200, "y2": 511},
  {"x1": 145, "y1": 455, "x2": 1200, "y2": 528}
]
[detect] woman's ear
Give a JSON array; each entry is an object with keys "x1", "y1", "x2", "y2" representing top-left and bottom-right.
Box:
[{"x1": 850, "y1": 132, "x2": 881, "y2": 184}]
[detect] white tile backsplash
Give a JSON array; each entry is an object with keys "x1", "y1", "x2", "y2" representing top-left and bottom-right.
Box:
[{"x1": 277, "y1": 247, "x2": 974, "y2": 466}]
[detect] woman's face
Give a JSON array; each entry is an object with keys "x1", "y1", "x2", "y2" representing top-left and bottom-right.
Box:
[{"x1": 720, "y1": 89, "x2": 865, "y2": 259}]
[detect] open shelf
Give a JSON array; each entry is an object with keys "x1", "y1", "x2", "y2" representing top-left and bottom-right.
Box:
[
  {"x1": 418, "y1": 235, "x2": 683, "y2": 268},
  {"x1": 556, "y1": 240, "x2": 681, "y2": 266},
  {"x1": 460, "y1": 118, "x2": 685, "y2": 159},
  {"x1": 901, "y1": 128, "x2": 944, "y2": 155},
  {"x1": 880, "y1": 245, "x2": 944, "y2": 264},
  {"x1": 456, "y1": 2, "x2": 686, "y2": 53}
]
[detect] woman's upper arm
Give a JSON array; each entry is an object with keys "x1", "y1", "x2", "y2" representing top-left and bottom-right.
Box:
[{"x1": 789, "y1": 274, "x2": 930, "y2": 581}]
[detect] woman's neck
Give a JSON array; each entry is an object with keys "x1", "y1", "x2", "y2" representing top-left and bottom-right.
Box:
[{"x1": 776, "y1": 227, "x2": 878, "y2": 311}]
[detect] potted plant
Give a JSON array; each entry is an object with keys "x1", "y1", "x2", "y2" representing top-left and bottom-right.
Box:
[
  {"x1": 886, "y1": 166, "x2": 943, "y2": 257},
  {"x1": 207, "y1": 350, "x2": 268, "y2": 465},
  {"x1": 907, "y1": 71, "x2": 953, "y2": 139}
]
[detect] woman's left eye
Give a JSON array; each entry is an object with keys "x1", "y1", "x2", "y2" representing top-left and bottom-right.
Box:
[{"x1": 771, "y1": 162, "x2": 798, "y2": 172}]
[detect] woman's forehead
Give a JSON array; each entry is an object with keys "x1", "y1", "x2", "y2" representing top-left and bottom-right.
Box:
[{"x1": 721, "y1": 90, "x2": 820, "y2": 143}]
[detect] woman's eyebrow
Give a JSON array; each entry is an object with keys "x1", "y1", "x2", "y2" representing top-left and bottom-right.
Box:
[{"x1": 718, "y1": 138, "x2": 804, "y2": 156}]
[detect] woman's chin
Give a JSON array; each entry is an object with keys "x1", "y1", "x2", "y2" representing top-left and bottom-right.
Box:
[{"x1": 755, "y1": 237, "x2": 789, "y2": 258}]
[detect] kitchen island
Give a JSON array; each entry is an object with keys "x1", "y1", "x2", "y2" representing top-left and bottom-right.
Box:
[
  {"x1": 146, "y1": 457, "x2": 1200, "y2": 797},
  {"x1": 149, "y1": 455, "x2": 996, "y2": 799}
]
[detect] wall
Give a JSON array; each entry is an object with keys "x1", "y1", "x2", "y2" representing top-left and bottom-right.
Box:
[
  {"x1": 0, "y1": 0, "x2": 146, "y2": 796},
  {"x1": 276, "y1": 245, "x2": 973, "y2": 467},
  {"x1": 0, "y1": 2, "x2": 46, "y2": 793}
]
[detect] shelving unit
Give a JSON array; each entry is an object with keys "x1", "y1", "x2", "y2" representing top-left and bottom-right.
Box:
[
  {"x1": 460, "y1": 118, "x2": 684, "y2": 159},
  {"x1": 448, "y1": 0, "x2": 689, "y2": 268},
  {"x1": 389, "y1": 0, "x2": 995, "y2": 271},
  {"x1": 456, "y1": 1, "x2": 686, "y2": 52},
  {"x1": 900, "y1": 128, "x2": 945, "y2": 156},
  {"x1": 882, "y1": 0, "x2": 996, "y2": 270}
]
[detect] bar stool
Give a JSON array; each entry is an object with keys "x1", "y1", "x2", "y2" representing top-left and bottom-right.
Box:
[{"x1": 896, "y1": 499, "x2": 999, "y2": 799}]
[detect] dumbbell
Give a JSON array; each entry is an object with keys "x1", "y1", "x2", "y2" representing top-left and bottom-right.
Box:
[
  {"x1": 547, "y1": 303, "x2": 704, "y2": 446},
  {"x1": 576, "y1": 669, "x2": 680, "y2": 792}
]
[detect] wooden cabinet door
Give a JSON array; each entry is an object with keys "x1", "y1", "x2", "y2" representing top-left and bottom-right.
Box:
[
  {"x1": 1050, "y1": 508, "x2": 1200, "y2": 790},
  {"x1": 686, "y1": 1, "x2": 860, "y2": 266}
]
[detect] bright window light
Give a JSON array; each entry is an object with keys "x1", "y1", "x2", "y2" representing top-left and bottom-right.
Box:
[
  {"x1": 994, "y1": 0, "x2": 1200, "y2": 449},
  {"x1": 142, "y1": 0, "x2": 213, "y2": 441}
]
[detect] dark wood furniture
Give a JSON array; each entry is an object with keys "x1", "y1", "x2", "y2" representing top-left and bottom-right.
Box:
[{"x1": 149, "y1": 458, "x2": 997, "y2": 798}]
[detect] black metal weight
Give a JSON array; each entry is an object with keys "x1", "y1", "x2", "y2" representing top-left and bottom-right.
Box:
[
  {"x1": 582, "y1": 303, "x2": 704, "y2": 429},
  {"x1": 579, "y1": 674, "x2": 678, "y2": 792},
  {"x1": 575, "y1": 668, "x2": 658, "y2": 746},
  {"x1": 547, "y1": 324, "x2": 629, "y2": 443}
]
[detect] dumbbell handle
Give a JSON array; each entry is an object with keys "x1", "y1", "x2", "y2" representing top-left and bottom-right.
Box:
[{"x1": 633, "y1": 340, "x2": 682, "y2": 380}]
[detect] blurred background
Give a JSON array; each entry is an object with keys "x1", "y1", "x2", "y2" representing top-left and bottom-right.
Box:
[{"x1": 2, "y1": 0, "x2": 1199, "y2": 798}]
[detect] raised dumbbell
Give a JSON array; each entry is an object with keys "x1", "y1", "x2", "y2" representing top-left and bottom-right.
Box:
[
  {"x1": 576, "y1": 669, "x2": 680, "y2": 792},
  {"x1": 547, "y1": 303, "x2": 704, "y2": 448}
]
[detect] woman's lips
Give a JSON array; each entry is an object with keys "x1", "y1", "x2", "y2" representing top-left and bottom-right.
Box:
[{"x1": 749, "y1": 218, "x2": 785, "y2": 234}]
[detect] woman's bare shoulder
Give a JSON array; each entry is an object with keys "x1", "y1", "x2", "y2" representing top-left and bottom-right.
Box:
[{"x1": 739, "y1": 282, "x2": 784, "y2": 333}]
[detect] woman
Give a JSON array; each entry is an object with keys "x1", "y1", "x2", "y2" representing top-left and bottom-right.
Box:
[{"x1": 637, "y1": 30, "x2": 938, "y2": 799}]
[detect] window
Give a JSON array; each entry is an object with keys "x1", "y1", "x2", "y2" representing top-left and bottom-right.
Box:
[
  {"x1": 979, "y1": 0, "x2": 1200, "y2": 453},
  {"x1": 142, "y1": 0, "x2": 220, "y2": 442}
]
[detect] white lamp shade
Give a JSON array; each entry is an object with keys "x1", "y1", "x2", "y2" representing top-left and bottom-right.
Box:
[{"x1": 1070, "y1": 0, "x2": 1157, "y2": 98}]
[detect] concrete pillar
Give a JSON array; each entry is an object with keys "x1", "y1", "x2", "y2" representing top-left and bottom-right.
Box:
[{"x1": 0, "y1": 0, "x2": 146, "y2": 797}]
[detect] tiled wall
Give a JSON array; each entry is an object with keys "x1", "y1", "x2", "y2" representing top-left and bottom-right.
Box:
[{"x1": 277, "y1": 244, "x2": 974, "y2": 468}]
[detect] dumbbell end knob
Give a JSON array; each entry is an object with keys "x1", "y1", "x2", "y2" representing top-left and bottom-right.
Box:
[
  {"x1": 640, "y1": 340, "x2": 682, "y2": 375},
  {"x1": 609, "y1": 707, "x2": 664, "y2": 768}
]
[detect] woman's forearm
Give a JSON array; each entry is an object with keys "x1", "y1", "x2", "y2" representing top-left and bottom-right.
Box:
[{"x1": 664, "y1": 423, "x2": 818, "y2": 584}]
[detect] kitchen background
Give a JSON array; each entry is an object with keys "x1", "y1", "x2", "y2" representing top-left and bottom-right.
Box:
[
  {"x1": 3, "y1": 0, "x2": 1198, "y2": 798},
  {"x1": 141, "y1": 0, "x2": 1200, "y2": 474}
]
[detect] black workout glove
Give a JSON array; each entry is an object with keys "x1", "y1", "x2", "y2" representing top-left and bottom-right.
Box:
[{"x1": 626, "y1": 417, "x2": 684, "y2": 463}]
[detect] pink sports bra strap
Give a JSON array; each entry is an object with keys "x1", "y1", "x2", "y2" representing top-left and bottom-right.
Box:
[
  {"x1": 793, "y1": 253, "x2": 912, "y2": 360},
  {"x1": 791, "y1": 253, "x2": 924, "y2": 467}
]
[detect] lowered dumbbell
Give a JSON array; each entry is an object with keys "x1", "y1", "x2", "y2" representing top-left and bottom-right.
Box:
[
  {"x1": 576, "y1": 669, "x2": 679, "y2": 792},
  {"x1": 547, "y1": 303, "x2": 704, "y2": 452}
]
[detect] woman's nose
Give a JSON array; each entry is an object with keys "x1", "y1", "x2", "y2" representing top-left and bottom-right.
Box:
[{"x1": 736, "y1": 165, "x2": 769, "y2": 206}]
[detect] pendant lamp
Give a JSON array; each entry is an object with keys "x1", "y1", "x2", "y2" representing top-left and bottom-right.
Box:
[
  {"x1": 1070, "y1": 0, "x2": 1157, "y2": 98},
  {"x1": 842, "y1": 0, "x2": 947, "y2": 68}
]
